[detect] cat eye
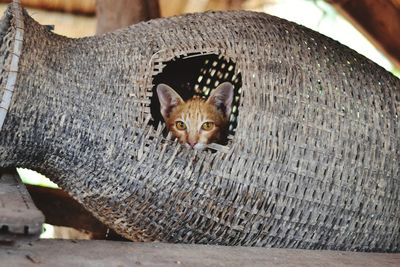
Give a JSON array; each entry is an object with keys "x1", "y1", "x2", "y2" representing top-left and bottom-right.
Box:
[
  {"x1": 175, "y1": 121, "x2": 186, "y2": 130},
  {"x1": 201, "y1": 122, "x2": 214, "y2": 131}
]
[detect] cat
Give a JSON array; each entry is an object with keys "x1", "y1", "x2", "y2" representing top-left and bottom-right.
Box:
[{"x1": 157, "y1": 82, "x2": 234, "y2": 150}]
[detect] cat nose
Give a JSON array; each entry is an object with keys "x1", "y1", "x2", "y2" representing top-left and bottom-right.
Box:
[{"x1": 189, "y1": 141, "x2": 197, "y2": 148}]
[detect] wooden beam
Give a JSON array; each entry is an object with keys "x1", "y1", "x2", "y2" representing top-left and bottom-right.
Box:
[
  {"x1": 0, "y1": 0, "x2": 96, "y2": 15},
  {"x1": 95, "y1": 0, "x2": 160, "y2": 34},
  {"x1": 0, "y1": 170, "x2": 44, "y2": 244},
  {"x1": 1, "y1": 239, "x2": 400, "y2": 267},
  {"x1": 26, "y1": 184, "x2": 127, "y2": 241},
  {"x1": 327, "y1": 0, "x2": 400, "y2": 69}
]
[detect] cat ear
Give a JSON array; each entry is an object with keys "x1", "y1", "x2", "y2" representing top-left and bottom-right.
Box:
[
  {"x1": 156, "y1": 84, "x2": 184, "y2": 120},
  {"x1": 207, "y1": 82, "x2": 234, "y2": 118}
]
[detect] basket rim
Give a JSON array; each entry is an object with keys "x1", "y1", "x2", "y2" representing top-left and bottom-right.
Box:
[{"x1": 0, "y1": 0, "x2": 24, "y2": 131}]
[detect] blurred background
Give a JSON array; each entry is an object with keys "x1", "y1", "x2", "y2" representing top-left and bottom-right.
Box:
[{"x1": 0, "y1": 0, "x2": 399, "y2": 239}]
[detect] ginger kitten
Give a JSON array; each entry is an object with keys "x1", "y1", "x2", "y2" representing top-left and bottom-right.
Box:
[{"x1": 157, "y1": 82, "x2": 234, "y2": 150}]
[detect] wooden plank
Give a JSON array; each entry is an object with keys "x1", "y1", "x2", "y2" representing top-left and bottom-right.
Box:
[
  {"x1": 0, "y1": 170, "x2": 44, "y2": 244},
  {"x1": 0, "y1": 239, "x2": 399, "y2": 267}
]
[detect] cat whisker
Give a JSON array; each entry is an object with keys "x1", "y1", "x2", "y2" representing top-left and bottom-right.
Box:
[{"x1": 206, "y1": 143, "x2": 230, "y2": 153}]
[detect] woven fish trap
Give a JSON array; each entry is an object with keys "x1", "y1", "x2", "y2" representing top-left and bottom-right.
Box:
[{"x1": 0, "y1": 1, "x2": 399, "y2": 251}]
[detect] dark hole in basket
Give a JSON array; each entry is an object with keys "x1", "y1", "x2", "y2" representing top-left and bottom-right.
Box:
[
  {"x1": 150, "y1": 53, "x2": 242, "y2": 145},
  {"x1": 0, "y1": 225, "x2": 9, "y2": 233}
]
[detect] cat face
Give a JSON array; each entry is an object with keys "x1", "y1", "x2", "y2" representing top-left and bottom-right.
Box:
[{"x1": 157, "y1": 82, "x2": 234, "y2": 150}]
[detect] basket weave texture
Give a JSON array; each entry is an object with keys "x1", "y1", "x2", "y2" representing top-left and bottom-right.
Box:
[{"x1": 0, "y1": 1, "x2": 399, "y2": 251}]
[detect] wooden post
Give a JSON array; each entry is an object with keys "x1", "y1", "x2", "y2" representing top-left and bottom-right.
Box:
[{"x1": 96, "y1": 0, "x2": 160, "y2": 34}]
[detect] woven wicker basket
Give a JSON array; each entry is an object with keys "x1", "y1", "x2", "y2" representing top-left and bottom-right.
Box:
[{"x1": 0, "y1": 0, "x2": 399, "y2": 251}]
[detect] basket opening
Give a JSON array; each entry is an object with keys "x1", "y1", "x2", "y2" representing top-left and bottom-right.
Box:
[{"x1": 150, "y1": 53, "x2": 242, "y2": 145}]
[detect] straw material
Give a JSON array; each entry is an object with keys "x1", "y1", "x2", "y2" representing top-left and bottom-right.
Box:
[{"x1": 0, "y1": 1, "x2": 399, "y2": 251}]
